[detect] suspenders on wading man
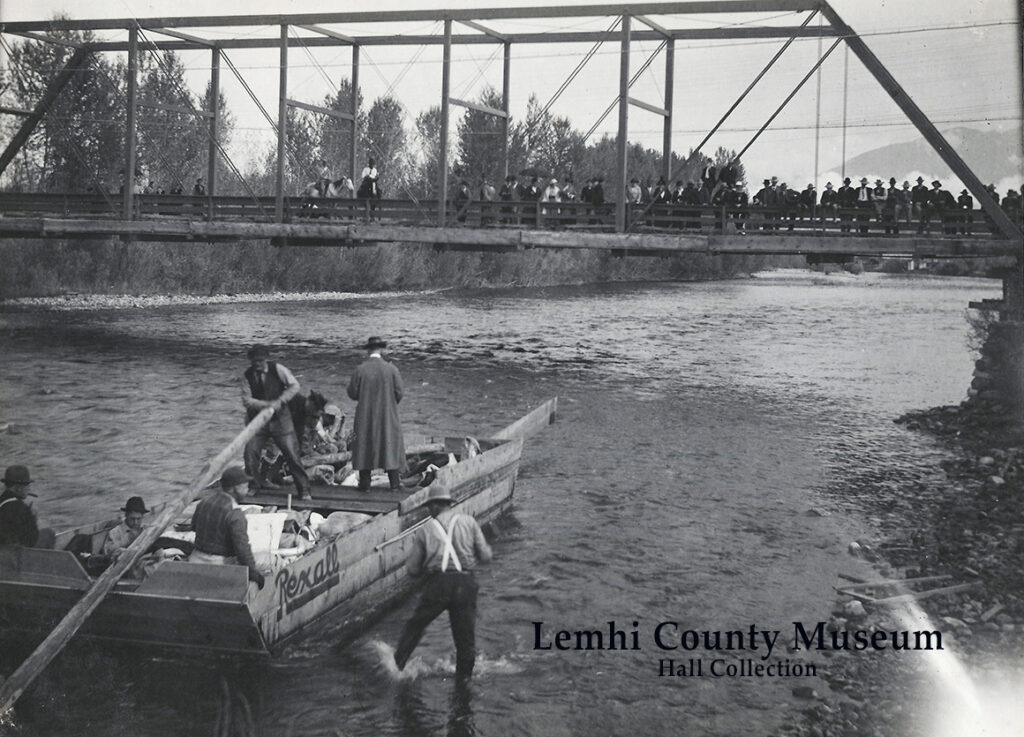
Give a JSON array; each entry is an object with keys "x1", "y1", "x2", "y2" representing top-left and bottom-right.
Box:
[{"x1": 393, "y1": 483, "x2": 493, "y2": 680}]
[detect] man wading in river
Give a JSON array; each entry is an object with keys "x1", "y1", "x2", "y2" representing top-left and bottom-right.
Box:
[
  {"x1": 393, "y1": 483, "x2": 492, "y2": 680},
  {"x1": 347, "y1": 336, "x2": 405, "y2": 492},
  {"x1": 241, "y1": 344, "x2": 312, "y2": 500}
]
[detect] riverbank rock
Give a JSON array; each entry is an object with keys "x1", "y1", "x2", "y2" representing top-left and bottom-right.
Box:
[{"x1": 778, "y1": 394, "x2": 1024, "y2": 737}]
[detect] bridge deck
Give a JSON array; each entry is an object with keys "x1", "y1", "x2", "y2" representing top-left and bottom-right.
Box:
[{"x1": 0, "y1": 193, "x2": 1019, "y2": 258}]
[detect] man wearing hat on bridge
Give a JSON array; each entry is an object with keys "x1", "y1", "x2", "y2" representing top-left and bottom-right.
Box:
[
  {"x1": 392, "y1": 482, "x2": 493, "y2": 680},
  {"x1": 241, "y1": 343, "x2": 312, "y2": 500},
  {"x1": 911, "y1": 175, "x2": 929, "y2": 221},
  {"x1": 837, "y1": 177, "x2": 856, "y2": 232},
  {"x1": 347, "y1": 337, "x2": 406, "y2": 492},
  {"x1": 103, "y1": 496, "x2": 150, "y2": 560},
  {"x1": 0, "y1": 465, "x2": 54, "y2": 548}
]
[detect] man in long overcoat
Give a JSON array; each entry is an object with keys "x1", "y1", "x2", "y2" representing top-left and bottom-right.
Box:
[{"x1": 347, "y1": 337, "x2": 406, "y2": 491}]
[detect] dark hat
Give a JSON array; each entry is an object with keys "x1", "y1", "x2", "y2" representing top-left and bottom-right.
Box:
[
  {"x1": 247, "y1": 344, "x2": 270, "y2": 359},
  {"x1": 825, "y1": 182, "x2": 834, "y2": 188},
  {"x1": 916, "y1": 176, "x2": 925, "y2": 183},
  {"x1": 121, "y1": 496, "x2": 149, "y2": 514},
  {"x1": 960, "y1": 189, "x2": 969, "y2": 195},
  {"x1": 4, "y1": 465, "x2": 32, "y2": 485},
  {"x1": 763, "y1": 179, "x2": 770, "y2": 185},
  {"x1": 932, "y1": 180, "x2": 941, "y2": 187},
  {"x1": 220, "y1": 466, "x2": 251, "y2": 489},
  {"x1": 420, "y1": 482, "x2": 453, "y2": 507},
  {"x1": 843, "y1": 177, "x2": 851, "y2": 184},
  {"x1": 362, "y1": 336, "x2": 387, "y2": 350}
]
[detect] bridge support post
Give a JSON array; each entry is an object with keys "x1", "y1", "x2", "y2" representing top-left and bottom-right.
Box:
[
  {"x1": 502, "y1": 40, "x2": 511, "y2": 179},
  {"x1": 207, "y1": 46, "x2": 220, "y2": 217},
  {"x1": 123, "y1": 25, "x2": 138, "y2": 221},
  {"x1": 351, "y1": 44, "x2": 359, "y2": 184},
  {"x1": 615, "y1": 15, "x2": 630, "y2": 233},
  {"x1": 275, "y1": 24, "x2": 288, "y2": 224},
  {"x1": 662, "y1": 38, "x2": 674, "y2": 186},
  {"x1": 438, "y1": 19, "x2": 452, "y2": 226}
]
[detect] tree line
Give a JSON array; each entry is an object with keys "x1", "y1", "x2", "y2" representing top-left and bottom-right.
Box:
[{"x1": 1, "y1": 26, "x2": 744, "y2": 202}]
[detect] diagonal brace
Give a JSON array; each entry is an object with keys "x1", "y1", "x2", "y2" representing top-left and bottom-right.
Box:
[
  {"x1": 0, "y1": 46, "x2": 90, "y2": 178},
  {"x1": 820, "y1": 2, "x2": 1022, "y2": 242}
]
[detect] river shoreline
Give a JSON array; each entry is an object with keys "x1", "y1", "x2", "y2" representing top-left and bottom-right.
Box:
[
  {"x1": 0, "y1": 289, "x2": 440, "y2": 312},
  {"x1": 777, "y1": 401, "x2": 1024, "y2": 737}
]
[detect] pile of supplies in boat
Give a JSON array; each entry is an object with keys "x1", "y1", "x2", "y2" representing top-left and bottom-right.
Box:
[
  {"x1": 258, "y1": 389, "x2": 480, "y2": 489},
  {"x1": 66, "y1": 437, "x2": 479, "y2": 580}
]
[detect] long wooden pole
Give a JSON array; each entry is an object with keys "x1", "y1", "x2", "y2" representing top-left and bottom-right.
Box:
[{"x1": 0, "y1": 400, "x2": 286, "y2": 715}]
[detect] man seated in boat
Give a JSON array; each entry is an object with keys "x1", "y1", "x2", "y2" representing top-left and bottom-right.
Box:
[
  {"x1": 102, "y1": 496, "x2": 149, "y2": 560},
  {"x1": 188, "y1": 466, "x2": 266, "y2": 589},
  {"x1": 0, "y1": 465, "x2": 54, "y2": 548},
  {"x1": 302, "y1": 401, "x2": 346, "y2": 457}
]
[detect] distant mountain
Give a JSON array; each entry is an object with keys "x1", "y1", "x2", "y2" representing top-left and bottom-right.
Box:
[{"x1": 841, "y1": 127, "x2": 1023, "y2": 186}]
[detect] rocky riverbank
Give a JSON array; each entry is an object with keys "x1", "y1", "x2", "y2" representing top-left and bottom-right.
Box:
[
  {"x1": 0, "y1": 289, "x2": 422, "y2": 312},
  {"x1": 775, "y1": 400, "x2": 1024, "y2": 737}
]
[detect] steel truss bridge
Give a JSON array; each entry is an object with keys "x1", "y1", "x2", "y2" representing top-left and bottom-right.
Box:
[{"x1": 1, "y1": 1, "x2": 1021, "y2": 302}]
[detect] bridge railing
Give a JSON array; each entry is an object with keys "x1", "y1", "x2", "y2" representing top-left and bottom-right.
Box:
[{"x1": 1, "y1": 192, "x2": 1019, "y2": 240}]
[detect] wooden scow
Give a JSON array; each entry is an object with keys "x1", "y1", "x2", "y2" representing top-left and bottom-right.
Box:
[
  {"x1": 0, "y1": 398, "x2": 556, "y2": 706},
  {"x1": 0, "y1": 399, "x2": 288, "y2": 715}
]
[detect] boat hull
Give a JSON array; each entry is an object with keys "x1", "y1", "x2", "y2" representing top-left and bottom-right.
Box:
[{"x1": 0, "y1": 399, "x2": 555, "y2": 656}]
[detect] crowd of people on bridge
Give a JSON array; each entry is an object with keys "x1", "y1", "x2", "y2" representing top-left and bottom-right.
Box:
[
  {"x1": 116, "y1": 154, "x2": 1023, "y2": 236},
  {"x1": 449, "y1": 164, "x2": 1023, "y2": 235}
]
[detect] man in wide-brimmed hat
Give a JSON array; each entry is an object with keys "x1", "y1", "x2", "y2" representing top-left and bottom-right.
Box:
[
  {"x1": 347, "y1": 337, "x2": 406, "y2": 492},
  {"x1": 241, "y1": 344, "x2": 312, "y2": 500},
  {"x1": 0, "y1": 465, "x2": 53, "y2": 547},
  {"x1": 103, "y1": 496, "x2": 150, "y2": 559},
  {"x1": 393, "y1": 482, "x2": 493, "y2": 680}
]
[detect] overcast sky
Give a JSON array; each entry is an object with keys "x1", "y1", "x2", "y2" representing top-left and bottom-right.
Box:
[{"x1": 3, "y1": 0, "x2": 1021, "y2": 190}]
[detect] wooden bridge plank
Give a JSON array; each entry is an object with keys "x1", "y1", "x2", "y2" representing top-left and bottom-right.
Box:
[{"x1": 0, "y1": 213, "x2": 1017, "y2": 259}]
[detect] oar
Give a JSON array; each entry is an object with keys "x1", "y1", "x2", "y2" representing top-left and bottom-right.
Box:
[{"x1": 0, "y1": 398, "x2": 287, "y2": 715}]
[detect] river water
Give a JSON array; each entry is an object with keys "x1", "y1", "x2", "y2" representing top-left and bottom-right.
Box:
[{"x1": 0, "y1": 270, "x2": 1000, "y2": 736}]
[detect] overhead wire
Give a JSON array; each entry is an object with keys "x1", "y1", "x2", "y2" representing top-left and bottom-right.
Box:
[
  {"x1": 134, "y1": 30, "x2": 269, "y2": 208},
  {"x1": 582, "y1": 39, "x2": 668, "y2": 142},
  {"x1": 538, "y1": 15, "x2": 621, "y2": 118}
]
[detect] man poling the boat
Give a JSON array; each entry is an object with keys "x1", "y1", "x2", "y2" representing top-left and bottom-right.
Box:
[
  {"x1": 392, "y1": 482, "x2": 493, "y2": 681},
  {"x1": 241, "y1": 343, "x2": 313, "y2": 501},
  {"x1": 188, "y1": 466, "x2": 266, "y2": 589},
  {"x1": 347, "y1": 336, "x2": 406, "y2": 492},
  {"x1": 0, "y1": 465, "x2": 54, "y2": 548}
]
